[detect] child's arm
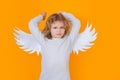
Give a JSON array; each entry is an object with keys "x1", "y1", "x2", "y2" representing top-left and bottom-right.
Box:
[
  {"x1": 28, "y1": 12, "x2": 46, "y2": 44},
  {"x1": 60, "y1": 11, "x2": 81, "y2": 43}
]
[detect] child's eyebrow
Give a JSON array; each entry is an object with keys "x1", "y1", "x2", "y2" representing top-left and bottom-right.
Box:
[{"x1": 53, "y1": 26, "x2": 64, "y2": 27}]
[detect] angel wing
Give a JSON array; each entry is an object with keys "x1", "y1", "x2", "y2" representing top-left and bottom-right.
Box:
[
  {"x1": 13, "y1": 27, "x2": 42, "y2": 56},
  {"x1": 72, "y1": 22, "x2": 98, "y2": 55}
]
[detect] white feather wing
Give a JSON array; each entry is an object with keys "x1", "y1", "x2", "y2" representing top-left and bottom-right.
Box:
[
  {"x1": 13, "y1": 27, "x2": 42, "y2": 56},
  {"x1": 72, "y1": 23, "x2": 98, "y2": 55}
]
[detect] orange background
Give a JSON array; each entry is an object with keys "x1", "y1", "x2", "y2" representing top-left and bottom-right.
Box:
[{"x1": 0, "y1": 0, "x2": 120, "y2": 80}]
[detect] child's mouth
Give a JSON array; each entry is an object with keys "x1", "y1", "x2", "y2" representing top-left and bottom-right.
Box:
[{"x1": 56, "y1": 34, "x2": 61, "y2": 35}]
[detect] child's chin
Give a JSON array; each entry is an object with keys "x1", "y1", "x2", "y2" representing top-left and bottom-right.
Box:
[{"x1": 55, "y1": 36, "x2": 62, "y2": 38}]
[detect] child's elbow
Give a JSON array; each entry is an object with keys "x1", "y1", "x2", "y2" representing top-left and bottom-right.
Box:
[
  {"x1": 28, "y1": 19, "x2": 36, "y2": 26},
  {"x1": 76, "y1": 19, "x2": 81, "y2": 26},
  {"x1": 28, "y1": 20, "x2": 32, "y2": 27}
]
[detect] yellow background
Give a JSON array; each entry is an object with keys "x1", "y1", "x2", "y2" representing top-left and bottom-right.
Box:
[{"x1": 0, "y1": 0, "x2": 120, "y2": 80}]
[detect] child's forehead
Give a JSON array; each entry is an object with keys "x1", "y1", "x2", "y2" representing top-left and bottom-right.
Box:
[
  {"x1": 52, "y1": 21, "x2": 64, "y2": 24},
  {"x1": 51, "y1": 21, "x2": 64, "y2": 26}
]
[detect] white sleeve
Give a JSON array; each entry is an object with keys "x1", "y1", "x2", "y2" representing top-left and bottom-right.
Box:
[
  {"x1": 61, "y1": 12, "x2": 81, "y2": 43},
  {"x1": 28, "y1": 14, "x2": 45, "y2": 45}
]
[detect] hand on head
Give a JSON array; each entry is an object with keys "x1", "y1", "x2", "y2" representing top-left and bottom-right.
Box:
[
  {"x1": 58, "y1": 11, "x2": 67, "y2": 16},
  {"x1": 41, "y1": 11, "x2": 47, "y2": 20},
  {"x1": 41, "y1": 11, "x2": 67, "y2": 20},
  {"x1": 58, "y1": 11, "x2": 64, "y2": 14}
]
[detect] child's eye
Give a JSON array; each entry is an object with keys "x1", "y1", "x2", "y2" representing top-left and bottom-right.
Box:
[
  {"x1": 60, "y1": 27, "x2": 64, "y2": 29},
  {"x1": 53, "y1": 27, "x2": 57, "y2": 29}
]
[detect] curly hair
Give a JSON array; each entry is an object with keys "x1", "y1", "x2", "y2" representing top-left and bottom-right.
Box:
[{"x1": 41, "y1": 13, "x2": 71, "y2": 39}]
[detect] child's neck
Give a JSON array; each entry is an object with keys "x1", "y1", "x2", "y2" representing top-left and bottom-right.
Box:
[{"x1": 52, "y1": 37, "x2": 61, "y2": 39}]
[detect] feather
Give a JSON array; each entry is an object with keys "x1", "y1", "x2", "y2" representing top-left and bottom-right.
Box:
[
  {"x1": 13, "y1": 27, "x2": 42, "y2": 56},
  {"x1": 72, "y1": 22, "x2": 98, "y2": 55}
]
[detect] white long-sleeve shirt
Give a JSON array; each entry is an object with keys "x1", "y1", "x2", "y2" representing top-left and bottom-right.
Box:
[{"x1": 28, "y1": 12, "x2": 81, "y2": 80}]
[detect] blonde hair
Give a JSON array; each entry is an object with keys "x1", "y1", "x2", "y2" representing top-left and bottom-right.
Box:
[{"x1": 42, "y1": 13, "x2": 71, "y2": 39}]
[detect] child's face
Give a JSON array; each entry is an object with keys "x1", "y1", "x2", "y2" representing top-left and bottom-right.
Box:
[{"x1": 50, "y1": 21, "x2": 65, "y2": 38}]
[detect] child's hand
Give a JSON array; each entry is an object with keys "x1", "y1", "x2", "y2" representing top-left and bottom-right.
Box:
[
  {"x1": 41, "y1": 11, "x2": 46, "y2": 20},
  {"x1": 58, "y1": 11, "x2": 67, "y2": 16},
  {"x1": 58, "y1": 11, "x2": 65, "y2": 17},
  {"x1": 58, "y1": 11, "x2": 64, "y2": 14}
]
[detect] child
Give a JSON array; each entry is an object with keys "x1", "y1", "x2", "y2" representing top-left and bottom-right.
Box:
[{"x1": 14, "y1": 11, "x2": 97, "y2": 80}]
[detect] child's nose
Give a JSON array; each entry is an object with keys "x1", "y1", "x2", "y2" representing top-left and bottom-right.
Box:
[{"x1": 57, "y1": 29, "x2": 61, "y2": 32}]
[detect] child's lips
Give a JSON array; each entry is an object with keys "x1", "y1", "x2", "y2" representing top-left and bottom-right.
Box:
[{"x1": 56, "y1": 34, "x2": 61, "y2": 35}]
